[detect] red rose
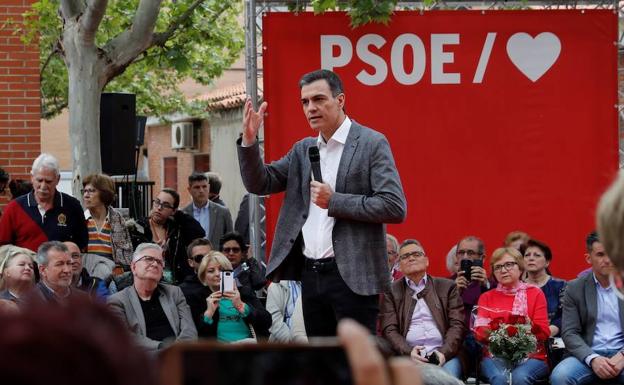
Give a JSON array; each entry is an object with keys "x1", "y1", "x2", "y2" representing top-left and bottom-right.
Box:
[
  {"x1": 506, "y1": 325, "x2": 518, "y2": 337},
  {"x1": 490, "y1": 319, "x2": 501, "y2": 331},
  {"x1": 509, "y1": 314, "x2": 527, "y2": 325},
  {"x1": 531, "y1": 324, "x2": 541, "y2": 335}
]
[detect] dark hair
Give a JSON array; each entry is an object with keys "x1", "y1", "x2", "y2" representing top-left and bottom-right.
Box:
[
  {"x1": 161, "y1": 188, "x2": 180, "y2": 209},
  {"x1": 188, "y1": 172, "x2": 208, "y2": 185},
  {"x1": 525, "y1": 239, "x2": 553, "y2": 261},
  {"x1": 0, "y1": 168, "x2": 8, "y2": 182},
  {"x1": 206, "y1": 172, "x2": 222, "y2": 195},
  {"x1": 186, "y1": 238, "x2": 213, "y2": 259},
  {"x1": 219, "y1": 231, "x2": 248, "y2": 253},
  {"x1": 83, "y1": 174, "x2": 115, "y2": 206},
  {"x1": 9, "y1": 179, "x2": 32, "y2": 198},
  {"x1": 586, "y1": 231, "x2": 600, "y2": 252},
  {"x1": 299, "y1": 69, "x2": 344, "y2": 97},
  {"x1": 457, "y1": 236, "x2": 486, "y2": 256},
  {"x1": 0, "y1": 297, "x2": 156, "y2": 385},
  {"x1": 399, "y1": 239, "x2": 422, "y2": 250}
]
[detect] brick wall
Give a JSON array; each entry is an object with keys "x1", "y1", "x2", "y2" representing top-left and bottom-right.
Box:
[{"x1": 0, "y1": 0, "x2": 40, "y2": 207}]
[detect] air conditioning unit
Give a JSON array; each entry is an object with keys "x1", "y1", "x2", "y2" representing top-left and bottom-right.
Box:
[{"x1": 171, "y1": 122, "x2": 195, "y2": 150}]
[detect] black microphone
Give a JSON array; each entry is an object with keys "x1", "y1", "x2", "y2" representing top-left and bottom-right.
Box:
[{"x1": 308, "y1": 146, "x2": 323, "y2": 183}]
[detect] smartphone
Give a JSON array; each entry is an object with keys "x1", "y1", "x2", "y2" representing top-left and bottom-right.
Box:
[
  {"x1": 220, "y1": 270, "x2": 234, "y2": 292},
  {"x1": 460, "y1": 259, "x2": 472, "y2": 281},
  {"x1": 159, "y1": 339, "x2": 353, "y2": 385},
  {"x1": 472, "y1": 259, "x2": 483, "y2": 269}
]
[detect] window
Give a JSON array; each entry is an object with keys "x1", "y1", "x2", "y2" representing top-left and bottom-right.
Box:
[
  {"x1": 163, "y1": 157, "x2": 178, "y2": 191},
  {"x1": 193, "y1": 154, "x2": 210, "y2": 173}
]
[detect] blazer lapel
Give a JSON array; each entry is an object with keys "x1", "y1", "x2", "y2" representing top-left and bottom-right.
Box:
[
  {"x1": 335, "y1": 123, "x2": 361, "y2": 194},
  {"x1": 422, "y1": 277, "x2": 446, "y2": 333},
  {"x1": 158, "y1": 285, "x2": 179, "y2": 333},
  {"x1": 207, "y1": 202, "x2": 216, "y2": 239},
  {"x1": 584, "y1": 274, "x2": 598, "y2": 338},
  {"x1": 129, "y1": 287, "x2": 147, "y2": 335}
]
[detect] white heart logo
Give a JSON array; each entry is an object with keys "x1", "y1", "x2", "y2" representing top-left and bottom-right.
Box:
[{"x1": 506, "y1": 32, "x2": 561, "y2": 82}]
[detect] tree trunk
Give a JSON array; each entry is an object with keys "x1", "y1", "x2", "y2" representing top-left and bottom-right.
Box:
[{"x1": 63, "y1": 21, "x2": 106, "y2": 198}]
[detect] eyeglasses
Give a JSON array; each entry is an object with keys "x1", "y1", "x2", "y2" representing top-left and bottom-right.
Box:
[
  {"x1": 387, "y1": 250, "x2": 398, "y2": 256},
  {"x1": 192, "y1": 254, "x2": 205, "y2": 263},
  {"x1": 137, "y1": 255, "x2": 164, "y2": 267},
  {"x1": 492, "y1": 261, "x2": 518, "y2": 272},
  {"x1": 81, "y1": 188, "x2": 98, "y2": 195},
  {"x1": 399, "y1": 251, "x2": 426, "y2": 261},
  {"x1": 152, "y1": 199, "x2": 174, "y2": 210},
  {"x1": 524, "y1": 252, "x2": 544, "y2": 258},
  {"x1": 222, "y1": 247, "x2": 241, "y2": 254},
  {"x1": 457, "y1": 249, "x2": 480, "y2": 258}
]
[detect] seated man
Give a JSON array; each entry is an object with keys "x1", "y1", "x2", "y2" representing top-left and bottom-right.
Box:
[
  {"x1": 64, "y1": 241, "x2": 109, "y2": 299},
  {"x1": 550, "y1": 232, "x2": 624, "y2": 385},
  {"x1": 380, "y1": 239, "x2": 465, "y2": 378},
  {"x1": 108, "y1": 243, "x2": 197, "y2": 351},
  {"x1": 35, "y1": 241, "x2": 88, "y2": 302}
]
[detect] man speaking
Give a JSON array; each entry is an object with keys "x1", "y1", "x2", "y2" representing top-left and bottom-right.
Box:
[{"x1": 238, "y1": 69, "x2": 406, "y2": 336}]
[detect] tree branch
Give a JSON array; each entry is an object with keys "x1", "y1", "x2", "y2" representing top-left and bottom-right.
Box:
[
  {"x1": 82, "y1": 0, "x2": 109, "y2": 42},
  {"x1": 60, "y1": 0, "x2": 85, "y2": 20},
  {"x1": 40, "y1": 43, "x2": 61, "y2": 78},
  {"x1": 151, "y1": 0, "x2": 207, "y2": 48}
]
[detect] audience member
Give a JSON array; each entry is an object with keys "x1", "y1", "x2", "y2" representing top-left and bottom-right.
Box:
[
  {"x1": 387, "y1": 234, "x2": 402, "y2": 281},
  {"x1": 206, "y1": 171, "x2": 227, "y2": 207},
  {"x1": 0, "y1": 245, "x2": 35, "y2": 303},
  {"x1": 0, "y1": 167, "x2": 8, "y2": 216},
  {"x1": 266, "y1": 280, "x2": 303, "y2": 342},
  {"x1": 0, "y1": 297, "x2": 157, "y2": 385},
  {"x1": 35, "y1": 241, "x2": 88, "y2": 302},
  {"x1": 8, "y1": 179, "x2": 32, "y2": 199},
  {"x1": 182, "y1": 172, "x2": 233, "y2": 248},
  {"x1": 446, "y1": 245, "x2": 458, "y2": 276},
  {"x1": 0, "y1": 153, "x2": 87, "y2": 252},
  {"x1": 504, "y1": 230, "x2": 530, "y2": 253},
  {"x1": 597, "y1": 169, "x2": 624, "y2": 273},
  {"x1": 219, "y1": 231, "x2": 266, "y2": 291},
  {"x1": 522, "y1": 238, "x2": 566, "y2": 337},
  {"x1": 65, "y1": 241, "x2": 109, "y2": 299},
  {"x1": 550, "y1": 232, "x2": 624, "y2": 385},
  {"x1": 107, "y1": 243, "x2": 197, "y2": 351},
  {"x1": 179, "y1": 238, "x2": 212, "y2": 323},
  {"x1": 380, "y1": 239, "x2": 465, "y2": 378},
  {"x1": 82, "y1": 174, "x2": 133, "y2": 269},
  {"x1": 191, "y1": 251, "x2": 271, "y2": 341},
  {"x1": 474, "y1": 247, "x2": 550, "y2": 385},
  {"x1": 128, "y1": 188, "x2": 205, "y2": 284}
]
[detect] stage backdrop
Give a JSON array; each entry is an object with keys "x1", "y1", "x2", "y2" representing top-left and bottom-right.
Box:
[{"x1": 261, "y1": 10, "x2": 618, "y2": 280}]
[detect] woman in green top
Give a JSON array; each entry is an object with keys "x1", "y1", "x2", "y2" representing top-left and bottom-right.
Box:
[{"x1": 191, "y1": 251, "x2": 271, "y2": 342}]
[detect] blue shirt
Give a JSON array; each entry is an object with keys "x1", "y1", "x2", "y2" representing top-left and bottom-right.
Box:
[
  {"x1": 192, "y1": 203, "x2": 210, "y2": 237},
  {"x1": 592, "y1": 274, "x2": 624, "y2": 352}
]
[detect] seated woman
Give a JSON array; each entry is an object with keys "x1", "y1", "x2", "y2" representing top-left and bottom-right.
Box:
[
  {"x1": 0, "y1": 245, "x2": 36, "y2": 303},
  {"x1": 82, "y1": 174, "x2": 133, "y2": 270},
  {"x1": 522, "y1": 239, "x2": 566, "y2": 337},
  {"x1": 188, "y1": 251, "x2": 270, "y2": 342},
  {"x1": 475, "y1": 247, "x2": 550, "y2": 385},
  {"x1": 380, "y1": 239, "x2": 465, "y2": 379}
]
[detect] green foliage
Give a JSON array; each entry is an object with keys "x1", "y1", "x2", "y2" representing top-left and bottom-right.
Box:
[
  {"x1": 310, "y1": 0, "x2": 398, "y2": 27},
  {"x1": 22, "y1": 0, "x2": 244, "y2": 119},
  {"x1": 488, "y1": 320, "x2": 538, "y2": 364}
]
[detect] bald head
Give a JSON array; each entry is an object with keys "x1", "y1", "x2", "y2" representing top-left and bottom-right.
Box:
[{"x1": 63, "y1": 241, "x2": 82, "y2": 276}]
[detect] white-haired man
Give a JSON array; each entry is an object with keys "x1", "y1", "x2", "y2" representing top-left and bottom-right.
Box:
[
  {"x1": 108, "y1": 243, "x2": 197, "y2": 351},
  {"x1": 0, "y1": 153, "x2": 87, "y2": 252}
]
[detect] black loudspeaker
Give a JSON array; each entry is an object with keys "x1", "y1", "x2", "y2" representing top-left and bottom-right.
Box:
[
  {"x1": 136, "y1": 115, "x2": 147, "y2": 147},
  {"x1": 100, "y1": 93, "x2": 136, "y2": 175}
]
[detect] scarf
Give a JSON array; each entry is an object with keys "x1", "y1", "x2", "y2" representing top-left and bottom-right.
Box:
[{"x1": 495, "y1": 281, "x2": 529, "y2": 316}]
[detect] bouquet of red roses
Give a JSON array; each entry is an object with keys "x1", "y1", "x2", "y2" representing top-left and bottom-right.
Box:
[{"x1": 487, "y1": 314, "x2": 538, "y2": 365}]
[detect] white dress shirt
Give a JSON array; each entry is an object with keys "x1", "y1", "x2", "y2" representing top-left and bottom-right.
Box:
[{"x1": 302, "y1": 116, "x2": 351, "y2": 260}]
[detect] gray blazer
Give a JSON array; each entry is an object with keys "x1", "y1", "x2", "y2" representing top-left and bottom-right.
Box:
[
  {"x1": 237, "y1": 121, "x2": 407, "y2": 295},
  {"x1": 182, "y1": 201, "x2": 233, "y2": 248},
  {"x1": 561, "y1": 272, "x2": 624, "y2": 361},
  {"x1": 107, "y1": 283, "x2": 197, "y2": 351}
]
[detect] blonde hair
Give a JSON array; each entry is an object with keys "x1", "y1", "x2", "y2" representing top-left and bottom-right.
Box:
[
  {"x1": 597, "y1": 170, "x2": 624, "y2": 271},
  {"x1": 197, "y1": 251, "x2": 233, "y2": 286},
  {"x1": 491, "y1": 247, "x2": 525, "y2": 273},
  {"x1": 0, "y1": 245, "x2": 36, "y2": 290}
]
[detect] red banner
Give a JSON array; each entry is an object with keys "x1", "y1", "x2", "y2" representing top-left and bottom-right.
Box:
[{"x1": 262, "y1": 10, "x2": 618, "y2": 279}]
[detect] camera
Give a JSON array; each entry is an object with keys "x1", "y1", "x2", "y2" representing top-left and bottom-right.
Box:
[
  {"x1": 220, "y1": 270, "x2": 235, "y2": 292},
  {"x1": 426, "y1": 352, "x2": 440, "y2": 366},
  {"x1": 460, "y1": 259, "x2": 483, "y2": 281}
]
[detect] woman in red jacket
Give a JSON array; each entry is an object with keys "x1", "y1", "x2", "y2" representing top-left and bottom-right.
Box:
[{"x1": 474, "y1": 247, "x2": 550, "y2": 385}]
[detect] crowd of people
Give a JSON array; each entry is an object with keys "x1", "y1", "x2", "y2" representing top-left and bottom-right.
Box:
[{"x1": 1, "y1": 68, "x2": 624, "y2": 385}]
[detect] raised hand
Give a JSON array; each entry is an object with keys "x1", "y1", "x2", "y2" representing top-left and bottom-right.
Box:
[{"x1": 242, "y1": 98, "x2": 268, "y2": 146}]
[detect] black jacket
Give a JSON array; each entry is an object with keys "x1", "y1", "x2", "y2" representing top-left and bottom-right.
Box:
[{"x1": 129, "y1": 211, "x2": 205, "y2": 284}]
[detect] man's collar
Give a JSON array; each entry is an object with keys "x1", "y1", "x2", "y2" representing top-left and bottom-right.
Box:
[
  {"x1": 28, "y1": 190, "x2": 62, "y2": 208},
  {"x1": 193, "y1": 201, "x2": 209, "y2": 210},
  {"x1": 405, "y1": 274, "x2": 428, "y2": 290},
  {"x1": 317, "y1": 116, "x2": 351, "y2": 146}
]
